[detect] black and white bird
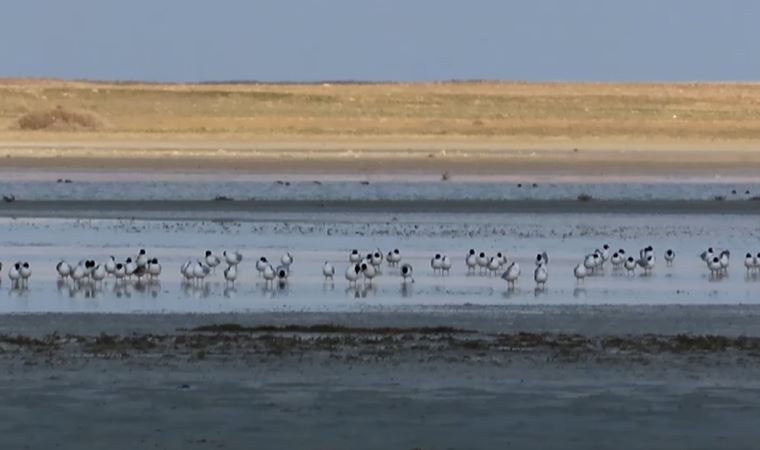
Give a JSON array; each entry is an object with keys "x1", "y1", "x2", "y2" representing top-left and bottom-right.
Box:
[
  {"x1": 56, "y1": 260, "x2": 72, "y2": 279},
  {"x1": 664, "y1": 249, "x2": 676, "y2": 266},
  {"x1": 205, "y1": 250, "x2": 221, "y2": 272},
  {"x1": 501, "y1": 262, "x2": 520, "y2": 288},
  {"x1": 345, "y1": 264, "x2": 362, "y2": 286},
  {"x1": 224, "y1": 264, "x2": 237, "y2": 286},
  {"x1": 401, "y1": 263, "x2": 414, "y2": 283},
  {"x1": 535, "y1": 251, "x2": 549, "y2": 267},
  {"x1": 224, "y1": 250, "x2": 243, "y2": 266}
]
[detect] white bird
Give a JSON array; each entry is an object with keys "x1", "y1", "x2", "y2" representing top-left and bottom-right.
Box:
[
  {"x1": 487, "y1": 256, "x2": 501, "y2": 276},
  {"x1": 708, "y1": 256, "x2": 722, "y2": 276},
  {"x1": 387, "y1": 249, "x2": 402, "y2": 267},
  {"x1": 322, "y1": 261, "x2": 335, "y2": 281},
  {"x1": 263, "y1": 264, "x2": 276, "y2": 285},
  {"x1": 180, "y1": 260, "x2": 194, "y2": 282},
  {"x1": 256, "y1": 257, "x2": 269, "y2": 275},
  {"x1": 534, "y1": 264, "x2": 548, "y2": 288},
  {"x1": 56, "y1": 260, "x2": 72, "y2": 279},
  {"x1": 611, "y1": 252, "x2": 624, "y2": 269},
  {"x1": 744, "y1": 253, "x2": 754, "y2": 272},
  {"x1": 361, "y1": 262, "x2": 377, "y2": 285},
  {"x1": 224, "y1": 265, "x2": 237, "y2": 285},
  {"x1": 600, "y1": 244, "x2": 610, "y2": 263},
  {"x1": 205, "y1": 250, "x2": 221, "y2": 271},
  {"x1": 114, "y1": 262, "x2": 127, "y2": 281},
  {"x1": 665, "y1": 249, "x2": 676, "y2": 266},
  {"x1": 71, "y1": 263, "x2": 87, "y2": 283},
  {"x1": 495, "y1": 252, "x2": 508, "y2": 266},
  {"x1": 124, "y1": 258, "x2": 137, "y2": 279},
  {"x1": 573, "y1": 263, "x2": 587, "y2": 282},
  {"x1": 136, "y1": 249, "x2": 149, "y2": 268},
  {"x1": 349, "y1": 249, "x2": 362, "y2": 264},
  {"x1": 465, "y1": 249, "x2": 478, "y2": 272},
  {"x1": 476, "y1": 252, "x2": 488, "y2": 273},
  {"x1": 281, "y1": 252, "x2": 294, "y2": 269},
  {"x1": 755, "y1": 253, "x2": 760, "y2": 271},
  {"x1": 104, "y1": 256, "x2": 116, "y2": 275},
  {"x1": 441, "y1": 255, "x2": 452, "y2": 274},
  {"x1": 19, "y1": 262, "x2": 31, "y2": 284},
  {"x1": 193, "y1": 262, "x2": 210, "y2": 283},
  {"x1": 501, "y1": 262, "x2": 520, "y2": 288},
  {"x1": 345, "y1": 264, "x2": 362, "y2": 286},
  {"x1": 431, "y1": 254, "x2": 444, "y2": 274},
  {"x1": 370, "y1": 249, "x2": 383, "y2": 269},
  {"x1": 638, "y1": 255, "x2": 655, "y2": 273},
  {"x1": 8, "y1": 263, "x2": 21, "y2": 285},
  {"x1": 700, "y1": 247, "x2": 715, "y2": 263},
  {"x1": 224, "y1": 250, "x2": 243, "y2": 266},
  {"x1": 624, "y1": 256, "x2": 637, "y2": 274},
  {"x1": 583, "y1": 254, "x2": 596, "y2": 273},
  {"x1": 92, "y1": 264, "x2": 106, "y2": 285},
  {"x1": 401, "y1": 263, "x2": 414, "y2": 283},
  {"x1": 276, "y1": 265, "x2": 289, "y2": 284},
  {"x1": 147, "y1": 258, "x2": 162, "y2": 279},
  {"x1": 719, "y1": 250, "x2": 730, "y2": 273}
]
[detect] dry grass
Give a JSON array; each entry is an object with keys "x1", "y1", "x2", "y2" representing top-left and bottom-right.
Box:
[{"x1": 2, "y1": 79, "x2": 760, "y2": 141}]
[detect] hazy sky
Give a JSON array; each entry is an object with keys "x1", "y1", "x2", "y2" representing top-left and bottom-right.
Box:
[{"x1": 1, "y1": 0, "x2": 757, "y2": 82}]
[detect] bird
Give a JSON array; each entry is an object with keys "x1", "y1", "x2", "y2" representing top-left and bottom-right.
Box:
[
  {"x1": 611, "y1": 252, "x2": 624, "y2": 269},
  {"x1": 71, "y1": 263, "x2": 87, "y2": 284},
  {"x1": 370, "y1": 250, "x2": 383, "y2": 269},
  {"x1": 487, "y1": 256, "x2": 501, "y2": 276},
  {"x1": 361, "y1": 262, "x2": 377, "y2": 285},
  {"x1": 387, "y1": 249, "x2": 402, "y2": 267},
  {"x1": 465, "y1": 249, "x2": 478, "y2": 272},
  {"x1": 573, "y1": 263, "x2": 587, "y2": 283},
  {"x1": 8, "y1": 263, "x2": 21, "y2": 286},
  {"x1": 276, "y1": 265, "x2": 289, "y2": 285},
  {"x1": 136, "y1": 249, "x2": 149, "y2": 268},
  {"x1": 223, "y1": 265, "x2": 237, "y2": 286},
  {"x1": 638, "y1": 255, "x2": 655, "y2": 274},
  {"x1": 322, "y1": 261, "x2": 335, "y2": 281},
  {"x1": 708, "y1": 256, "x2": 722, "y2": 277},
  {"x1": 345, "y1": 264, "x2": 361, "y2": 286},
  {"x1": 114, "y1": 263, "x2": 127, "y2": 281},
  {"x1": 124, "y1": 258, "x2": 137, "y2": 279},
  {"x1": 583, "y1": 254, "x2": 596, "y2": 273},
  {"x1": 205, "y1": 250, "x2": 221, "y2": 272},
  {"x1": 431, "y1": 254, "x2": 444, "y2": 274},
  {"x1": 600, "y1": 244, "x2": 611, "y2": 263},
  {"x1": 263, "y1": 264, "x2": 276, "y2": 286},
  {"x1": 535, "y1": 252, "x2": 549, "y2": 266},
  {"x1": 256, "y1": 257, "x2": 269, "y2": 276},
  {"x1": 719, "y1": 250, "x2": 730, "y2": 273},
  {"x1": 477, "y1": 252, "x2": 488, "y2": 273},
  {"x1": 401, "y1": 263, "x2": 414, "y2": 283},
  {"x1": 441, "y1": 255, "x2": 452, "y2": 274},
  {"x1": 700, "y1": 247, "x2": 715, "y2": 263},
  {"x1": 624, "y1": 256, "x2": 637, "y2": 274},
  {"x1": 104, "y1": 256, "x2": 116, "y2": 275},
  {"x1": 501, "y1": 262, "x2": 520, "y2": 288},
  {"x1": 19, "y1": 262, "x2": 31, "y2": 285},
  {"x1": 534, "y1": 264, "x2": 548, "y2": 288},
  {"x1": 193, "y1": 262, "x2": 210, "y2": 283},
  {"x1": 147, "y1": 258, "x2": 161, "y2": 279},
  {"x1": 744, "y1": 253, "x2": 754, "y2": 272},
  {"x1": 180, "y1": 260, "x2": 194, "y2": 283},
  {"x1": 349, "y1": 249, "x2": 362, "y2": 264},
  {"x1": 281, "y1": 252, "x2": 294, "y2": 270},
  {"x1": 56, "y1": 260, "x2": 72, "y2": 279},
  {"x1": 91, "y1": 264, "x2": 106, "y2": 285},
  {"x1": 665, "y1": 249, "x2": 676, "y2": 266},
  {"x1": 224, "y1": 250, "x2": 243, "y2": 266}
]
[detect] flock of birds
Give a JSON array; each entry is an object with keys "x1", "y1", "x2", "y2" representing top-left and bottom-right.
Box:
[{"x1": 1, "y1": 244, "x2": 759, "y2": 291}]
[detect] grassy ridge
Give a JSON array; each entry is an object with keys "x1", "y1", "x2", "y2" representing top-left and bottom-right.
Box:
[{"x1": 1, "y1": 79, "x2": 760, "y2": 140}]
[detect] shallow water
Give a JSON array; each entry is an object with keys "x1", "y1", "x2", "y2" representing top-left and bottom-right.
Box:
[
  {"x1": 0, "y1": 212, "x2": 758, "y2": 313},
  {"x1": 2, "y1": 169, "x2": 760, "y2": 201}
]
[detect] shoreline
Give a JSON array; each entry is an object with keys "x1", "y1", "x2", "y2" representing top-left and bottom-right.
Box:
[{"x1": 2, "y1": 199, "x2": 760, "y2": 219}]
